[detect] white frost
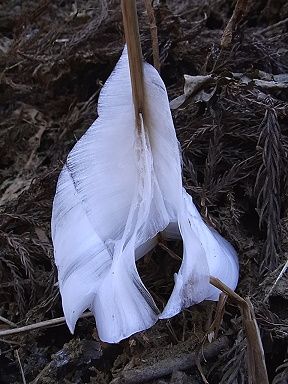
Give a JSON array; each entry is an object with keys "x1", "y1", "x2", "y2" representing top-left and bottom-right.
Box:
[{"x1": 51, "y1": 47, "x2": 239, "y2": 343}]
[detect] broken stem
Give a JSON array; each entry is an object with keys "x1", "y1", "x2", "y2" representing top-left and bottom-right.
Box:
[
  {"x1": 209, "y1": 276, "x2": 269, "y2": 384},
  {"x1": 209, "y1": 292, "x2": 227, "y2": 339},
  {"x1": 121, "y1": 0, "x2": 145, "y2": 128},
  {"x1": 209, "y1": 276, "x2": 246, "y2": 306}
]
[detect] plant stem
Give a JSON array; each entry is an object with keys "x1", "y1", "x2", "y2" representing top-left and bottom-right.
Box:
[{"x1": 121, "y1": 0, "x2": 145, "y2": 129}]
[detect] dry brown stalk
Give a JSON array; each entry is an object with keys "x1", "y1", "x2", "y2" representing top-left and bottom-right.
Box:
[
  {"x1": 221, "y1": 0, "x2": 249, "y2": 48},
  {"x1": 210, "y1": 277, "x2": 269, "y2": 384},
  {"x1": 144, "y1": 0, "x2": 160, "y2": 72},
  {"x1": 121, "y1": 0, "x2": 145, "y2": 129},
  {"x1": 209, "y1": 277, "x2": 246, "y2": 306},
  {"x1": 242, "y1": 298, "x2": 269, "y2": 384},
  {"x1": 208, "y1": 292, "x2": 228, "y2": 340}
]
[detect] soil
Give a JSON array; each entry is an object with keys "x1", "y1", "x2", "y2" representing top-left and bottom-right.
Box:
[{"x1": 0, "y1": 0, "x2": 288, "y2": 383}]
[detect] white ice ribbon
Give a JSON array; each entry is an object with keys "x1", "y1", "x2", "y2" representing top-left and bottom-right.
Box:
[{"x1": 51, "y1": 48, "x2": 239, "y2": 343}]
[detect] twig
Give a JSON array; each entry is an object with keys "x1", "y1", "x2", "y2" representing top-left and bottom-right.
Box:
[
  {"x1": 121, "y1": 0, "x2": 145, "y2": 129},
  {"x1": 31, "y1": 361, "x2": 52, "y2": 384},
  {"x1": 144, "y1": 0, "x2": 160, "y2": 72},
  {"x1": 264, "y1": 258, "x2": 288, "y2": 302},
  {"x1": 196, "y1": 357, "x2": 209, "y2": 384},
  {"x1": 256, "y1": 16, "x2": 288, "y2": 35},
  {"x1": 0, "y1": 337, "x2": 23, "y2": 345},
  {"x1": 0, "y1": 315, "x2": 18, "y2": 328},
  {"x1": 0, "y1": 312, "x2": 92, "y2": 337},
  {"x1": 220, "y1": 0, "x2": 249, "y2": 48},
  {"x1": 158, "y1": 242, "x2": 182, "y2": 261},
  {"x1": 111, "y1": 336, "x2": 228, "y2": 384},
  {"x1": 15, "y1": 349, "x2": 27, "y2": 384}
]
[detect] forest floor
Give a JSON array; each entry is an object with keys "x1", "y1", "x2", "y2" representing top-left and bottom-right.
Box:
[{"x1": 0, "y1": 0, "x2": 288, "y2": 383}]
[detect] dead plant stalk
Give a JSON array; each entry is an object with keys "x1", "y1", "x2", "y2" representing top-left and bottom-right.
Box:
[{"x1": 210, "y1": 277, "x2": 269, "y2": 384}]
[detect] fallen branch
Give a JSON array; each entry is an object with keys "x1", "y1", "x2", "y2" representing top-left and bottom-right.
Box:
[{"x1": 111, "y1": 336, "x2": 229, "y2": 384}]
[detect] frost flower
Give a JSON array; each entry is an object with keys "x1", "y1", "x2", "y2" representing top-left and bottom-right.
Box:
[{"x1": 51, "y1": 48, "x2": 239, "y2": 343}]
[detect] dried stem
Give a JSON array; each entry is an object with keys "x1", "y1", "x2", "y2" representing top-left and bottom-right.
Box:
[
  {"x1": 209, "y1": 276, "x2": 246, "y2": 306},
  {"x1": 264, "y1": 258, "x2": 288, "y2": 302},
  {"x1": 121, "y1": 0, "x2": 145, "y2": 129},
  {"x1": 210, "y1": 276, "x2": 269, "y2": 384},
  {"x1": 0, "y1": 312, "x2": 92, "y2": 337},
  {"x1": 144, "y1": 0, "x2": 160, "y2": 72},
  {"x1": 242, "y1": 298, "x2": 269, "y2": 384},
  {"x1": 221, "y1": 0, "x2": 249, "y2": 48},
  {"x1": 15, "y1": 349, "x2": 27, "y2": 384},
  {"x1": 209, "y1": 292, "x2": 227, "y2": 340},
  {"x1": 0, "y1": 315, "x2": 18, "y2": 328}
]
